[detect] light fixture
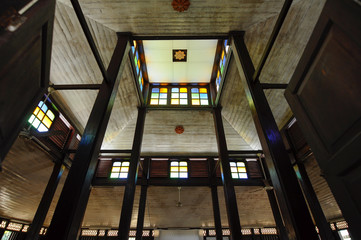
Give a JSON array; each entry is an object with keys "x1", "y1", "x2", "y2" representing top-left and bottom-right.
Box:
[{"x1": 172, "y1": 0, "x2": 190, "y2": 12}]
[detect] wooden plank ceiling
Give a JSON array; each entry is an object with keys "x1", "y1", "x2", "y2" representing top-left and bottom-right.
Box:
[{"x1": 0, "y1": 0, "x2": 344, "y2": 232}]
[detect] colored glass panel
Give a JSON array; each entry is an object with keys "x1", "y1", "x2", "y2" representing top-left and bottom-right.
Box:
[
  {"x1": 152, "y1": 88, "x2": 159, "y2": 93},
  {"x1": 160, "y1": 88, "x2": 168, "y2": 93},
  {"x1": 180, "y1": 88, "x2": 187, "y2": 93},
  {"x1": 38, "y1": 124, "x2": 48, "y2": 132},
  {"x1": 110, "y1": 162, "x2": 130, "y2": 178},
  {"x1": 150, "y1": 99, "x2": 158, "y2": 105},
  {"x1": 199, "y1": 88, "x2": 207, "y2": 93},
  {"x1": 171, "y1": 99, "x2": 179, "y2": 105},
  {"x1": 159, "y1": 99, "x2": 167, "y2": 105},
  {"x1": 33, "y1": 107, "x2": 40, "y2": 115},
  {"x1": 46, "y1": 110, "x2": 55, "y2": 120},
  {"x1": 170, "y1": 161, "x2": 188, "y2": 178},
  {"x1": 41, "y1": 103, "x2": 48, "y2": 113},
  {"x1": 230, "y1": 161, "x2": 248, "y2": 179},
  {"x1": 37, "y1": 111, "x2": 45, "y2": 120},
  {"x1": 43, "y1": 116, "x2": 52, "y2": 128}
]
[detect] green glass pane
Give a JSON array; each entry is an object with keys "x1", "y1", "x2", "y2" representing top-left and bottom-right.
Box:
[
  {"x1": 192, "y1": 93, "x2": 199, "y2": 99},
  {"x1": 151, "y1": 93, "x2": 159, "y2": 98}
]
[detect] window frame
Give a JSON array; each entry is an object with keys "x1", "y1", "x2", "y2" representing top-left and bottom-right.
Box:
[
  {"x1": 229, "y1": 159, "x2": 248, "y2": 179},
  {"x1": 28, "y1": 100, "x2": 58, "y2": 133},
  {"x1": 109, "y1": 160, "x2": 131, "y2": 179},
  {"x1": 148, "y1": 84, "x2": 211, "y2": 108},
  {"x1": 169, "y1": 159, "x2": 190, "y2": 179}
]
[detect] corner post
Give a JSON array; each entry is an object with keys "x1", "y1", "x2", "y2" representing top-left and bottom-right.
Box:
[
  {"x1": 213, "y1": 107, "x2": 242, "y2": 240},
  {"x1": 230, "y1": 32, "x2": 318, "y2": 239},
  {"x1": 118, "y1": 107, "x2": 147, "y2": 240},
  {"x1": 45, "y1": 33, "x2": 131, "y2": 239}
]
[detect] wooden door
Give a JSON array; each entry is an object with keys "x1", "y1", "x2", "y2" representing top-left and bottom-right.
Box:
[
  {"x1": 0, "y1": 0, "x2": 55, "y2": 163},
  {"x1": 285, "y1": 0, "x2": 361, "y2": 238}
]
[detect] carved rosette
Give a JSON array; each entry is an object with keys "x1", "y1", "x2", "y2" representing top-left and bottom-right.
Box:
[{"x1": 172, "y1": 0, "x2": 190, "y2": 12}]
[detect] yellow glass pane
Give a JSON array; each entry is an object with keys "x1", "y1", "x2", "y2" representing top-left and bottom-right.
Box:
[
  {"x1": 238, "y1": 167, "x2": 246, "y2": 172},
  {"x1": 33, "y1": 107, "x2": 40, "y2": 115},
  {"x1": 217, "y1": 71, "x2": 220, "y2": 78},
  {"x1": 179, "y1": 167, "x2": 187, "y2": 172},
  {"x1": 160, "y1": 88, "x2": 168, "y2": 93},
  {"x1": 42, "y1": 116, "x2": 52, "y2": 128},
  {"x1": 171, "y1": 99, "x2": 179, "y2": 105},
  {"x1": 112, "y1": 167, "x2": 120, "y2": 173},
  {"x1": 180, "y1": 88, "x2": 187, "y2": 93},
  {"x1": 137, "y1": 59, "x2": 140, "y2": 68},
  {"x1": 170, "y1": 167, "x2": 178, "y2": 172},
  {"x1": 199, "y1": 88, "x2": 207, "y2": 93},
  {"x1": 192, "y1": 99, "x2": 200, "y2": 105},
  {"x1": 221, "y1": 50, "x2": 224, "y2": 60},
  {"x1": 37, "y1": 111, "x2": 45, "y2": 120},
  {"x1": 150, "y1": 99, "x2": 159, "y2": 105},
  {"x1": 121, "y1": 167, "x2": 129, "y2": 172},
  {"x1": 133, "y1": 40, "x2": 137, "y2": 48}
]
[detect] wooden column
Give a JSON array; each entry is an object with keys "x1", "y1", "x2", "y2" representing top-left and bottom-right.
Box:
[
  {"x1": 45, "y1": 34, "x2": 130, "y2": 240},
  {"x1": 118, "y1": 107, "x2": 147, "y2": 240},
  {"x1": 266, "y1": 189, "x2": 288, "y2": 240},
  {"x1": 294, "y1": 162, "x2": 339, "y2": 240},
  {"x1": 213, "y1": 107, "x2": 242, "y2": 240},
  {"x1": 136, "y1": 157, "x2": 150, "y2": 240},
  {"x1": 26, "y1": 161, "x2": 65, "y2": 240},
  {"x1": 208, "y1": 158, "x2": 222, "y2": 240},
  {"x1": 230, "y1": 32, "x2": 318, "y2": 239}
]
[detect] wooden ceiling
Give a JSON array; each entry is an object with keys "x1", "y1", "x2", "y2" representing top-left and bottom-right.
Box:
[{"x1": 0, "y1": 0, "x2": 344, "y2": 233}]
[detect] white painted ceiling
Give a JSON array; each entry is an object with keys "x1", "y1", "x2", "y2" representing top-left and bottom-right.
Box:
[{"x1": 143, "y1": 40, "x2": 218, "y2": 83}]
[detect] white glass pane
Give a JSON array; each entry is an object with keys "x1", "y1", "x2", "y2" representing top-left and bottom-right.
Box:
[
  {"x1": 231, "y1": 173, "x2": 239, "y2": 179},
  {"x1": 170, "y1": 172, "x2": 178, "y2": 178},
  {"x1": 231, "y1": 167, "x2": 237, "y2": 173},
  {"x1": 113, "y1": 162, "x2": 121, "y2": 166},
  {"x1": 159, "y1": 99, "x2": 167, "y2": 105},
  {"x1": 230, "y1": 162, "x2": 236, "y2": 166},
  {"x1": 179, "y1": 172, "x2": 188, "y2": 178},
  {"x1": 170, "y1": 161, "x2": 179, "y2": 166},
  {"x1": 237, "y1": 162, "x2": 245, "y2": 167},
  {"x1": 122, "y1": 162, "x2": 130, "y2": 166},
  {"x1": 119, "y1": 173, "x2": 128, "y2": 178},
  {"x1": 38, "y1": 123, "x2": 48, "y2": 132},
  {"x1": 28, "y1": 115, "x2": 35, "y2": 123},
  {"x1": 200, "y1": 99, "x2": 209, "y2": 105},
  {"x1": 110, "y1": 173, "x2": 119, "y2": 178},
  {"x1": 179, "y1": 161, "x2": 187, "y2": 166},
  {"x1": 239, "y1": 173, "x2": 248, "y2": 179},
  {"x1": 180, "y1": 99, "x2": 188, "y2": 105}
]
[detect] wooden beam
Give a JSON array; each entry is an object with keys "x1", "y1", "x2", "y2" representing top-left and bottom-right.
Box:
[
  {"x1": 266, "y1": 189, "x2": 289, "y2": 240},
  {"x1": 69, "y1": 0, "x2": 108, "y2": 82},
  {"x1": 51, "y1": 84, "x2": 102, "y2": 90},
  {"x1": 118, "y1": 107, "x2": 147, "y2": 240},
  {"x1": 230, "y1": 32, "x2": 318, "y2": 239},
  {"x1": 136, "y1": 158, "x2": 150, "y2": 240},
  {"x1": 45, "y1": 34, "x2": 130, "y2": 240},
  {"x1": 252, "y1": 0, "x2": 293, "y2": 81},
  {"x1": 294, "y1": 162, "x2": 338, "y2": 240},
  {"x1": 213, "y1": 107, "x2": 242, "y2": 240},
  {"x1": 260, "y1": 83, "x2": 288, "y2": 89},
  {"x1": 132, "y1": 35, "x2": 230, "y2": 40}
]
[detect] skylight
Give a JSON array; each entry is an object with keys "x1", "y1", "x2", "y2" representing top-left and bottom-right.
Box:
[{"x1": 142, "y1": 40, "x2": 217, "y2": 83}]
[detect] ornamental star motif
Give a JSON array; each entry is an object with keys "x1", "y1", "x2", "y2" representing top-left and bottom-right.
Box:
[{"x1": 174, "y1": 50, "x2": 186, "y2": 60}]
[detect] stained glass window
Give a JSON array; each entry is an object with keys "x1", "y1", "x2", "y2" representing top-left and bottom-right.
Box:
[
  {"x1": 170, "y1": 161, "x2": 188, "y2": 178},
  {"x1": 216, "y1": 39, "x2": 230, "y2": 92},
  {"x1": 230, "y1": 162, "x2": 248, "y2": 179},
  {"x1": 191, "y1": 88, "x2": 209, "y2": 106},
  {"x1": 171, "y1": 87, "x2": 188, "y2": 105},
  {"x1": 110, "y1": 161, "x2": 130, "y2": 179},
  {"x1": 150, "y1": 88, "x2": 168, "y2": 105},
  {"x1": 28, "y1": 101, "x2": 55, "y2": 132}
]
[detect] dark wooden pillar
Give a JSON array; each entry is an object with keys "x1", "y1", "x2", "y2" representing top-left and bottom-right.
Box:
[
  {"x1": 230, "y1": 32, "x2": 318, "y2": 239},
  {"x1": 266, "y1": 189, "x2": 288, "y2": 240},
  {"x1": 45, "y1": 34, "x2": 130, "y2": 240},
  {"x1": 118, "y1": 107, "x2": 147, "y2": 240},
  {"x1": 208, "y1": 158, "x2": 222, "y2": 240},
  {"x1": 294, "y1": 162, "x2": 338, "y2": 240},
  {"x1": 213, "y1": 107, "x2": 242, "y2": 240},
  {"x1": 26, "y1": 161, "x2": 65, "y2": 240},
  {"x1": 135, "y1": 157, "x2": 150, "y2": 240}
]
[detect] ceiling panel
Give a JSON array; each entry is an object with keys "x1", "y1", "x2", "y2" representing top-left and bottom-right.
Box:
[{"x1": 143, "y1": 40, "x2": 217, "y2": 83}]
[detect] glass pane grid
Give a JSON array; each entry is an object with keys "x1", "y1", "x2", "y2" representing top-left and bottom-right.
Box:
[
  {"x1": 170, "y1": 161, "x2": 188, "y2": 178},
  {"x1": 230, "y1": 161, "x2": 248, "y2": 179},
  {"x1": 28, "y1": 101, "x2": 54, "y2": 132},
  {"x1": 110, "y1": 162, "x2": 130, "y2": 178}
]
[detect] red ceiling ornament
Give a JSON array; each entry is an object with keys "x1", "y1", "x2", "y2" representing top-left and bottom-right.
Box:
[
  {"x1": 172, "y1": 0, "x2": 190, "y2": 12},
  {"x1": 175, "y1": 125, "x2": 184, "y2": 134}
]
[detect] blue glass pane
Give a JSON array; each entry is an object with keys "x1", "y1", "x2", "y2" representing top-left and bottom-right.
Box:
[
  {"x1": 41, "y1": 103, "x2": 48, "y2": 113},
  {"x1": 152, "y1": 88, "x2": 160, "y2": 93},
  {"x1": 224, "y1": 40, "x2": 228, "y2": 48},
  {"x1": 172, "y1": 88, "x2": 179, "y2": 92},
  {"x1": 160, "y1": 93, "x2": 167, "y2": 98},
  {"x1": 191, "y1": 88, "x2": 199, "y2": 93},
  {"x1": 200, "y1": 93, "x2": 208, "y2": 99},
  {"x1": 131, "y1": 46, "x2": 135, "y2": 53},
  {"x1": 38, "y1": 101, "x2": 44, "y2": 107},
  {"x1": 136, "y1": 65, "x2": 140, "y2": 75},
  {"x1": 136, "y1": 51, "x2": 139, "y2": 60},
  {"x1": 222, "y1": 56, "x2": 226, "y2": 66}
]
